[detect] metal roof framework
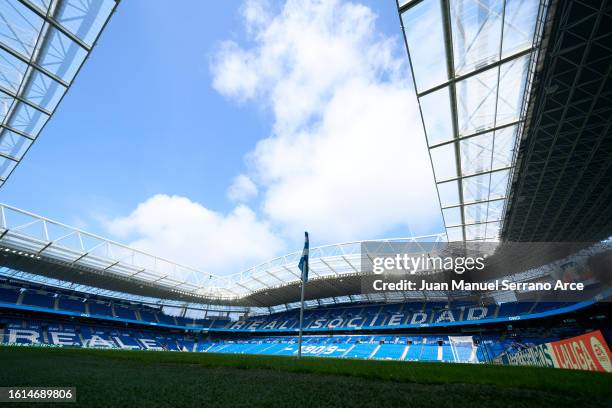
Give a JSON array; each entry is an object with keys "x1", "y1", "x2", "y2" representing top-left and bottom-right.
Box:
[
  {"x1": 0, "y1": 202, "x2": 606, "y2": 312},
  {"x1": 0, "y1": 203, "x2": 233, "y2": 299},
  {"x1": 397, "y1": 0, "x2": 548, "y2": 241},
  {"x1": 502, "y1": 0, "x2": 612, "y2": 242},
  {"x1": 0, "y1": 202, "x2": 448, "y2": 306},
  {"x1": 0, "y1": 266, "x2": 247, "y2": 316},
  {"x1": 0, "y1": 0, "x2": 119, "y2": 187}
]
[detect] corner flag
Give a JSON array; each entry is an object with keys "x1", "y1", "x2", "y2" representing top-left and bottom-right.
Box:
[
  {"x1": 298, "y1": 232, "x2": 309, "y2": 283},
  {"x1": 297, "y1": 231, "x2": 309, "y2": 358}
]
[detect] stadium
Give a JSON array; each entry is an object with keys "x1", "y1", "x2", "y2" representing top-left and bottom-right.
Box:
[{"x1": 0, "y1": 0, "x2": 611, "y2": 406}]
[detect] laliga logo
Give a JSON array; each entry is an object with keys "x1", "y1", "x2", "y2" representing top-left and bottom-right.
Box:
[{"x1": 590, "y1": 337, "x2": 612, "y2": 373}]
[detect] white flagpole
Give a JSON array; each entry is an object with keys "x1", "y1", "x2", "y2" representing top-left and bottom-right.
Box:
[
  {"x1": 297, "y1": 270, "x2": 306, "y2": 359},
  {"x1": 297, "y1": 233, "x2": 308, "y2": 359}
]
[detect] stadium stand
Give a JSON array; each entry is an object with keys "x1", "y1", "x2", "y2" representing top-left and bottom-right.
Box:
[
  {"x1": 88, "y1": 301, "x2": 114, "y2": 318},
  {"x1": 58, "y1": 296, "x2": 86, "y2": 314},
  {"x1": 0, "y1": 280, "x2": 604, "y2": 333},
  {"x1": 4, "y1": 310, "x2": 596, "y2": 364},
  {"x1": 1, "y1": 275, "x2": 609, "y2": 364},
  {"x1": 21, "y1": 291, "x2": 55, "y2": 309},
  {"x1": 0, "y1": 283, "x2": 598, "y2": 337},
  {"x1": 0, "y1": 286, "x2": 19, "y2": 304},
  {"x1": 113, "y1": 305, "x2": 136, "y2": 321},
  {"x1": 0, "y1": 2, "x2": 609, "y2": 392},
  {"x1": 222, "y1": 299, "x2": 595, "y2": 332}
]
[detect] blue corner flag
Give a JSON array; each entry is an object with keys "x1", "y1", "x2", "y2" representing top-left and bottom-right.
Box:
[{"x1": 298, "y1": 232, "x2": 309, "y2": 283}]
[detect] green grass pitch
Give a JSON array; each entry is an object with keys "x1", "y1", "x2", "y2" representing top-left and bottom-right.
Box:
[{"x1": 1, "y1": 346, "x2": 611, "y2": 407}]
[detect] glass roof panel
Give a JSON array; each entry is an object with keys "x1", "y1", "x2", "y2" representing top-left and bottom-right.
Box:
[
  {"x1": 0, "y1": 48, "x2": 27, "y2": 92},
  {"x1": 7, "y1": 101, "x2": 49, "y2": 137},
  {"x1": 0, "y1": 0, "x2": 44, "y2": 59},
  {"x1": 28, "y1": 0, "x2": 51, "y2": 13},
  {"x1": 430, "y1": 142, "x2": 457, "y2": 181},
  {"x1": 401, "y1": 0, "x2": 447, "y2": 92},
  {"x1": 35, "y1": 25, "x2": 87, "y2": 82},
  {"x1": 438, "y1": 179, "x2": 460, "y2": 207},
  {"x1": 446, "y1": 226, "x2": 463, "y2": 241},
  {"x1": 0, "y1": 127, "x2": 31, "y2": 159},
  {"x1": 399, "y1": 0, "x2": 543, "y2": 241},
  {"x1": 23, "y1": 68, "x2": 66, "y2": 111},
  {"x1": 465, "y1": 222, "x2": 486, "y2": 240},
  {"x1": 496, "y1": 54, "x2": 529, "y2": 126},
  {"x1": 0, "y1": 90, "x2": 15, "y2": 122},
  {"x1": 443, "y1": 206, "x2": 461, "y2": 227},
  {"x1": 0, "y1": 0, "x2": 118, "y2": 186},
  {"x1": 450, "y1": 0, "x2": 503, "y2": 76},
  {"x1": 0, "y1": 156, "x2": 17, "y2": 178},
  {"x1": 486, "y1": 199, "x2": 505, "y2": 222},
  {"x1": 489, "y1": 169, "x2": 510, "y2": 199},
  {"x1": 462, "y1": 172, "x2": 490, "y2": 203},
  {"x1": 55, "y1": 0, "x2": 116, "y2": 46},
  {"x1": 463, "y1": 201, "x2": 488, "y2": 224},
  {"x1": 460, "y1": 131, "x2": 493, "y2": 176},
  {"x1": 491, "y1": 125, "x2": 517, "y2": 169},
  {"x1": 485, "y1": 221, "x2": 501, "y2": 239},
  {"x1": 502, "y1": 0, "x2": 539, "y2": 58},
  {"x1": 456, "y1": 65, "x2": 498, "y2": 136},
  {"x1": 419, "y1": 85, "x2": 453, "y2": 146}
]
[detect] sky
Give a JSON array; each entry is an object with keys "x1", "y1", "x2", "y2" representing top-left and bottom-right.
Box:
[{"x1": 0, "y1": 0, "x2": 443, "y2": 275}]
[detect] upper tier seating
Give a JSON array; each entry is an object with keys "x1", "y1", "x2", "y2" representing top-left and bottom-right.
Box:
[
  {"x1": 88, "y1": 301, "x2": 113, "y2": 317},
  {"x1": 113, "y1": 305, "x2": 137, "y2": 320},
  {"x1": 0, "y1": 280, "x2": 600, "y2": 333},
  {"x1": 58, "y1": 297, "x2": 86, "y2": 313},
  {"x1": 0, "y1": 286, "x2": 19, "y2": 303},
  {"x1": 21, "y1": 291, "x2": 55, "y2": 309}
]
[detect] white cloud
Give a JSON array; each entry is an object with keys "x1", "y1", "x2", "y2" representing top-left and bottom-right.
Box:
[
  {"x1": 106, "y1": 195, "x2": 284, "y2": 275},
  {"x1": 213, "y1": 0, "x2": 441, "y2": 242},
  {"x1": 242, "y1": 0, "x2": 273, "y2": 35},
  {"x1": 104, "y1": 0, "x2": 442, "y2": 277},
  {"x1": 227, "y1": 174, "x2": 258, "y2": 202}
]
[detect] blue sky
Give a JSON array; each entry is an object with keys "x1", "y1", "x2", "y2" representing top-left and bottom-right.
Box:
[{"x1": 0, "y1": 0, "x2": 443, "y2": 274}]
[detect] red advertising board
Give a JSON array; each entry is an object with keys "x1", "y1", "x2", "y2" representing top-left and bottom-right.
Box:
[{"x1": 549, "y1": 330, "x2": 612, "y2": 373}]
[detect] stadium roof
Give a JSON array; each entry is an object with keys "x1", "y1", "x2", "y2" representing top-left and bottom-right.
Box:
[
  {"x1": 0, "y1": 202, "x2": 448, "y2": 307},
  {"x1": 0, "y1": 0, "x2": 119, "y2": 187},
  {"x1": 501, "y1": 0, "x2": 612, "y2": 242},
  {"x1": 398, "y1": 0, "x2": 547, "y2": 241},
  {"x1": 0, "y1": 203, "x2": 605, "y2": 309}
]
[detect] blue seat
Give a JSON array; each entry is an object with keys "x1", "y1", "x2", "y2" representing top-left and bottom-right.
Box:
[
  {"x1": 139, "y1": 310, "x2": 158, "y2": 323},
  {"x1": 58, "y1": 297, "x2": 86, "y2": 313},
  {"x1": 88, "y1": 301, "x2": 113, "y2": 317},
  {"x1": 373, "y1": 343, "x2": 406, "y2": 360},
  {"x1": 157, "y1": 313, "x2": 176, "y2": 325},
  {"x1": 0, "y1": 286, "x2": 19, "y2": 303},
  {"x1": 344, "y1": 343, "x2": 377, "y2": 359},
  {"x1": 114, "y1": 306, "x2": 136, "y2": 320},
  {"x1": 21, "y1": 292, "x2": 55, "y2": 309}
]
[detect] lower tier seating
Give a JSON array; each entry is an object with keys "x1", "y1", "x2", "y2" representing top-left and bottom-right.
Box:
[{"x1": 1, "y1": 314, "x2": 575, "y2": 363}]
